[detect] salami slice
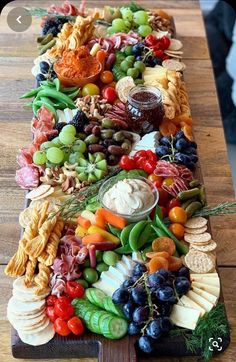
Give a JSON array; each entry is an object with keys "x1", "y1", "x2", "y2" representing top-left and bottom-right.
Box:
[
  {"x1": 17, "y1": 149, "x2": 33, "y2": 167},
  {"x1": 15, "y1": 165, "x2": 39, "y2": 190},
  {"x1": 154, "y1": 160, "x2": 179, "y2": 177}
]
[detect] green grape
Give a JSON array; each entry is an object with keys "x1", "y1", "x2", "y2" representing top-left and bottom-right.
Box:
[
  {"x1": 59, "y1": 131, "x2": 75, "y2": 145},
  {"x1": 112, "y1": 18, "x2": 126, "y2": 32},
  {"x1": 134, "y1": 60, "x2": 146, "y2": 72},
  {"x1": 46, "y1": 147, "x2": 64, "y2": 164},
  {"x1": 120, "y1": 7, "x2": 133, "y2": 22},
  {"x1": 126, "y1": 55, "x2": 135, "y2": 63},
  {"x1": 33, "y1": 151, "x2": 47, "y2": 165},
  {"x1": 127, "y1": 67, "x2": 139, "y2": 79},
  {"x1": 52, "y1": 136, "x2": 62, "y2": 146},
  {"x1": 120, "y1": 60, "x2": 130, "y2": 72},
  {"x1": 72, "y1": 140, "x2": 87, "y2": 153},
  {"x1": 138, "y1": 25, "x2": 152, "y2": 37},
  {"x1": 133, "y1": 10, "x2": 149, "y2": 25},
  {"x1": 62, "y1": 124, "x2": 76, "y2": 136},
  {"x1": 69, "y1": 152, "x2": 85, "y2": 164},
  {"x1": 103, "y1": 251, "x2": 120, "y2": 266},
  {"x1": 124, "y1": 45, "x2": 133, "y2": 56},
  {"x1": 107, "y1": 26, "x2": 115, "y2": 35},
  {"x1": 40, "y1": 141, "x2": 56, "y2": 150},
  {"x1": 63, "y1": 149, "x2": 70, "y2": 162},
  {"x1": 124, "y1": 20, "x2": 131, "y2": 29}
]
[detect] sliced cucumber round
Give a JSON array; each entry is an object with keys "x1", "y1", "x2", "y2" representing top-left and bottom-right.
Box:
[
  {"x1": 100, "y1": 316, "x2": 128, "y2": 339},
  {"x1": 90, "y1": 311, "x2": 109, "y2": 334},
  {"x1": 103, "y1": 296, "x2": 124, "y2": 318},
  {"x1": 86, "y1": 288, "x2": 106, "y2": 308}
]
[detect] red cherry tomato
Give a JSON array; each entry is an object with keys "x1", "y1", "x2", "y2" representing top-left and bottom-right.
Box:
[
  {"x1": 46, "y1": 295, "x2": 57, "y2": 306},
  {"x1": 119, "y1": 155, "x2": 136, "y2": 170},
  {"x1": 66, "y1": 281, "x2": 85, "y2": 299},
  {"x1": 67, "y1": 316, "x2": 85, "y2": 335},
  {"x1": 167, "y1": 198, "x2": 181, "y2": 212},
  {"x1": 54, "y1": 296, "x2": 74, "y2": 320},
  {"x1": 157, "y1": 188, "x2": 170, "y2": 206},
  {"x1": 154, "y1": 49, "x2": 164, "y2": 58},
  {"x1": 46, "y1": 306, "x2": 57, "y2": 322},
  {"x1": 161, "y1": 35, "x2": 171, "y2": 50},
  {"x1": 146, "y1": 150, "x2": 157, "y2": 163},
  {"x1": 153, "y1": 180, "x2": 163, "y2": 189},
  {"x1": 54, "y1": 317, "x2": 71, "y2": 336},
  {"x1": 145, "y1": 34, "x2": 158, "y2": 46},
  {"x1": 102, "y1": 86, "x2": 117, "y2": 103},
  {"x1": 133, "y1": 150, "x2": 147, "y2": 162},
  {"x1": 160, "y1": 206, "x2": 168, "y2": 218},
  {"x1": 135, "y1": 156, "x2": 146, "y2": 169},
  {"x1": 142, "y1": 160, "x2": 156, "y2": 174}
]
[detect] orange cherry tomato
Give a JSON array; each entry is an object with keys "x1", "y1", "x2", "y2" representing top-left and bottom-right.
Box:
[
  {"x1": 148, "y1": 174, "x2": 163, "y2": 183},
  {"x1": 168, "y1": 207, "x2": 187, "y2": 225},
  {"x1": 169, "y1": 223, "x2": 185, "y2": 239},
  {"x1": 100, "y1": 70, "x2": 114, "y2": 84},
  {"x1": 107, "y1": 81, "x2": 116, "y2": 88},
  {"x1": 96, "y1": 50, "x2": 107, "y2": 63},
  {"x1": 162, "y1": 177, "x2": 174, "y2": 187}
]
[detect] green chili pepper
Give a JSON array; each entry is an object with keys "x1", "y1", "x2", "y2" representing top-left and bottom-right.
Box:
[
  {"x1": 129, "y1": 220, "x2": 148, "y2": 251},
  {"x1": 120, "y1": 223, "x2": 136, "y2": 246}
]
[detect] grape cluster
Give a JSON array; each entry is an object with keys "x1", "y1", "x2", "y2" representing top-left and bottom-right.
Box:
[
  {"x1": 36, "y1": 61, "x2": 57, "y2": 85},
  {"x1": 156, "y1": 131, "x2": 198, "y2": 170},
  {"x1": 42, "y1": 17, "x2": 68, "y2": 36},
  {"x1": 112, "y1": 264, "x2": 190, "y2": 354}
]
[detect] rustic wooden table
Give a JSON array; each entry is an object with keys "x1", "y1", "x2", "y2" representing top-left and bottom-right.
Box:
[{"x1": 0, "y1": 0, "x2": 235, "y2": 361}]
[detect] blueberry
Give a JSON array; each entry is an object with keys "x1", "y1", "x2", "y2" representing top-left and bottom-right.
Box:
[
  {"x1": 156, "y1": 145, "x2": 169, "y2": 157},
  {"x1": 175, "y1": 131, "x2": 185, "y2": 140},
  {"x1": 128, "y1": 322, "x2": 141, "y2": 335},
  {"x1": 175, "y1": 138, "x2": 188, "y2": 151},
  {"x1": 159, "y1": 136, "x2": 171, "y2": 146},
  {"x1": 39, "y1": 61, "x2": 50, "y2": 74},
  {"x1": 156, "y1": 286, "x2": 174, "y2": 302},
  {"x1": 146, "y1": 319, "x2": 162, "y2": 339},
  {"x1": 175, "y1": 276, "x2": 190, "y2": 295},
  {"x1": 147, "y1": 272, "x2": 165, "y2": 287},
  {"x1": 132, "y1": 263, "x2": 147, "y2": 277},
  {"x1": 131, "y1": 286, "x2": 147, "y2": 305},
  {"x1": 138, "y1": 335, "x2": 154, "y2": 354},
  {"x1": 123, "y1": 301, "x2": 134, "y2": 320},
  {"x1": 178, "y1": 267, "x2": 190, "y2": 279},
  {"x1": 133, "y1": 306, "x2": 149, "y2": 324},
  {"x1": 112, "y1": 288, "x2": 129, "y2": 304},
  {"x1": 132, "y1": 43, "x2": 144, "y2": 56}
]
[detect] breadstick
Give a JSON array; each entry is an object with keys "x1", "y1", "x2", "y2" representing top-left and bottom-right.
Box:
[
  {"x1": 35, "y1": 263, "x2": 51, "y2": 295},
  {"x1": 24, "y1": 257, "x2": 37, "y2": 287},
  {"x1": 4, "y1": 239, "x2": 28, "y2": 277}
]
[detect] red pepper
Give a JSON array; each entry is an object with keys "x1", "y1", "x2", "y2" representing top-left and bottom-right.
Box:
[
  {"x1": 145, "y1": 34, "x2": 158, "y2": 46},
  {"x1": 66, "y1": 281, "x2": 85, "y2": 299}
]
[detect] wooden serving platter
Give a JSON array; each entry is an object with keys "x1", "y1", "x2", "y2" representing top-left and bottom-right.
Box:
[{"x1": 10, "y1": 9, "x2": 230, "y2": 362}]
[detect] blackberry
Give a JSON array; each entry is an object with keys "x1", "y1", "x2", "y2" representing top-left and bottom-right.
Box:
[
  {"x1": 42, "y1": 17, "x2": 68, "y2": 36},
  {"x1": 69, "y1": 110, "x2": 89, "y2": 132},
  {"x1": 54, "y1": 122, "x2": 67, "y2": 133}
]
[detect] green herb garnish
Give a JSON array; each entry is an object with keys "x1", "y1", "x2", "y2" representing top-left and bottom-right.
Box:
[{"x1": 194, "y1": 201, "x2": 236, "y2": 217}]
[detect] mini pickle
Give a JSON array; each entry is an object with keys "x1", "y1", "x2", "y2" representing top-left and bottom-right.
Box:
[
  {"x1": 199, "y1": 185, "x2": 207, "y2": 206},
  {"x1": 40, "y1": 33, "x2": 54, "y2": 45},
  {"x1": 189, "y1": 179, "x2": 201, "y2": 188},
  {"x1": 185, "y1": 201, "x2": 202, "y2": 218},
  {"x1": 177, "y1": 187, "x2": 200, "y2": 201}
]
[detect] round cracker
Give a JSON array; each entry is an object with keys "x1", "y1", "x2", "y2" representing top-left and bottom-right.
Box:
[
  {"x1": 8, "y1": 297, "x2": 45, "y2": 316},
  {"x1": 168, "y1": 38, "x2": 183, "y2": 51},
  {"x1": 18, "y1": 322, "x2": 55, "y2": 346},
  {"x1": 7, "y1": 307, "x2": 45, "y2": 320},
  {"x1": 184, "y1": 225, "x2": 207, "y2": 235},
  {"x1": 185, "y1": 250, "x2": 215, "y2": 273},
  {"x1": 13, "y1": 288, "x2": 49, "y2": 302},
  {"x1": 8, "y1": 310, "x2": 46, "y2": 330},
  {"x1": 26, "y1": 185, "x2": 51, "y2": 200},
  {"x1": 116, "y1": 76, "x2": 135, "y2": 103},
  {"x1": 185, "y1": 217, "x2": 207, "y2": 229},
  {"x1": 17, "y1": 317, "x2": 49, "y2": 335},
  {"x1": 162, "y1": 59, "x2": 186, "y2": 72},
  {"x1": 184, "y1": 232, "x2": 211, "y2": 244},
  {"x1": 191, "y1": 240, "x2": 217, "y2": 252},
  {"x1": 19, "y1": 207, "x2": 32, "y2": 228}
]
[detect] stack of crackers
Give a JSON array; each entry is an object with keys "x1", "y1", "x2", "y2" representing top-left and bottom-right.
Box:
[{"x1": 162, "y1": 38, "x2": 186, "y2": 72}]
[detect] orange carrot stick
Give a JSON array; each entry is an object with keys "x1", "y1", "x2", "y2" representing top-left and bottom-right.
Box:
[
  {"x1": 77, "y1": 216, "x2": 91, "y2": 229},
  {"x1": 82, "y1": 233, "x2": 104, "y2": 245},
  {"x1": 96, "y1": 208, "x2": 127, "y2": 229}
]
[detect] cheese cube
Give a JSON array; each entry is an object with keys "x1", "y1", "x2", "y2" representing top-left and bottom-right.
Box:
[
  {"x1": 187, "y1": 291, "x2": 214, "y2": 312},
  {"x1": 170, "y1": 304, "x2": 201, "y2": 330}
]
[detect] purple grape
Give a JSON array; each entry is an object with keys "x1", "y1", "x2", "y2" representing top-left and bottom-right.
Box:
[
  {"x1": 147, "y1": 273, "x2": 165, "y2": 287},
  {"x1": 138, "y1": 335, "x2": 154, "y2": 353},
  {"x1": 133, "y1": 306, "x2": 149, "y2": 324},
  {"x1": 112, "y1": 288, "x2": 129, "y2": 304},
  {"x1": 123, "y1": 301, "x2": 134, "y2": 321},
  {"x1": 146, "y1": 319, "x2": 162, "y2": 339},
  {"x1": 156, "y1": 286, "x2": 174, "y2": 302},
  {"x1": 128, "y1": 322, "x2": 141, "y2": 335},
  {"x1": 131, "y1": 286, "x2": 147, "y2": 305},
  {"x1": 174, "y1": 277, "x2": 190, "y2": 295}
]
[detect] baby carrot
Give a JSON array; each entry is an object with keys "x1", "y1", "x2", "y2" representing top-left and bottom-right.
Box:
[
  {"x1": 96, "y1": 208, "x2": 127, "y2": 229},
  {"x1": 82, "y1": 233, "x2": 104, "y2": 245},
  {"x1": 77, "y1": 216, "x2": 91, "y2": 229},
  {"x1": 87, "y1": 225, "x2": 120, "y2": 244},
  {"x1": 95, "y1": 213, "x2": 107, "y2": 230}
]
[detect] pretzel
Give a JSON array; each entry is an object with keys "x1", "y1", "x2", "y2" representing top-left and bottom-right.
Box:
[
  {"x1": 34, "y1": 263, "x2": 51, "y2": 295},
  {"x1": 24, "y1": 257, "x2": 37, "y2": 287},
  {"x1": 5, "y1": 239, "x2": 28, "y2": 277}
]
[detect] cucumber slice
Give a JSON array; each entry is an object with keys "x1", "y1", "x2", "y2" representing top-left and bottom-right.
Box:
[
  {"x1": 83, "y1": 309, "x2": 96, "y2": 325},
  {"x1": 85, "y1": 288, "x2": 106, "y2": 308},
  {"x1": 90, "y1": 311, "x2": 109, "y2": 334},
  {"x1": 75, "y1": 305, "x2": 97, "y2": 319},
  {"x1": 100, "y1": 316, "x2": 128, "y2": 339},
  {"x1": 103, "y1": 296, "x2": 124, "y2": 318}
]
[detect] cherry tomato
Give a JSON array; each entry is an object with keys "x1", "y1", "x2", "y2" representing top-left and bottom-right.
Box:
[
  {"x1": 67, "y1": 316, "x2": 85, "y2": 335},
  {"x1": 133, "y1": 150, "x2": 147, "y2": 162},
  {"x1": 161, "y1": 35, "x2": 171, "y2": 50},
  {"x1": 148, "y1": 174, "x2": 163, "y2": 187},
  {"x1": 154, "y1": 49, "x2": 164, "y2": 58},
  {"x1": 46, "y1": 295, "x2": 57, "y2": 306},
  {"x1": 96, "y1": 49, "x2": 107, "y2": 63},
  {"x1": 169, "y1": 207, "x2": 187, "y2": 225},
  {"x1": 82, "y1": 83, "x2": 100, "y2": 96},
  {"x1": 145, "y1": 34, "x2": 158, "y2": 46},
  {"x1": 46, "y1": 306, "x2": 57, "y2": 322},
  {"x1": 102, "y1": 86, "x2": 117, "y2": 103},
  {"x1": 162, "y1": 177, "x2": 174, "y2": 187},
  {"x1": 119, "y1": 155, "x2": 136, "y2": 170},
  {"x1": 160, "y1": 206, "x2": 168, "y2": 218},
  {"x1": 54, "y1": 317, "x2": 71, "y2": 336},
  {"x1": 157, "y1": 188, "x2": 169, "y2": 206},
  {"x1": 146, "y1": 150, "x2": 157, "y2": 163},
  {"x1": 169, "y1": 223, "x2": 185, "y2": 239},
  {"x1": 167, "y1": 198, "x2": 181, "y2": 212},
  {"x1": 66, "y1": 281, "x2": 85, "y2": 299},
  {"x1": 143, "y1": 161, "x2": 156, "y2": 174},
  {"x1": 54, "y1": 296, "x2": 74, "y2": 320},
  {"x1": 100, "y1": 70, "x2": 114, "y2": 84}
]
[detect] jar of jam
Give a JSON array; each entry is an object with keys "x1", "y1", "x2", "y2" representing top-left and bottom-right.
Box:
[{"x1": 126, "y1": 85, "x2": 164, "y2": 134}]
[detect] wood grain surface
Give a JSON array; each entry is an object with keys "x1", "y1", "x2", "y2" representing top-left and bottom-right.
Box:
[{"x1": 0, "y1": 0, "x2": 235, "y2": 361}]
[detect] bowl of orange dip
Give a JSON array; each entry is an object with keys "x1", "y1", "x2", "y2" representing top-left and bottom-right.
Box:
[{"x1": 54, "y1": 47, "x2": 102, "y2": 87}]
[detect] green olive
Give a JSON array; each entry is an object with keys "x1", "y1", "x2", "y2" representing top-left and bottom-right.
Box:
[
  {"x1": 77, "y1": 132, "x2": 87, "y2": 140},
  {"x1": 101, "y1": 118, "x2": 114, "y2": 129},
  {"x1": 113, "y1": 131, "x2": 125, "y2": 142},
  {"x1": 96, "y1": 262, "x2": 109, "y2": 274},
  {"x1": 84, "y1": 134, "x2": 99, "y2": 145},
  {"x1": 82, "y1": 268, "x2": 98, "y2": 284},
  {"x1": 101, "y1": 129, "x2": 115, "y2": 140}
]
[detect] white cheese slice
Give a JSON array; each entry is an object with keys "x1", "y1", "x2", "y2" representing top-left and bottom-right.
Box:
[
  {"x1": 116, "y1": 261, "x2": 132, "y2": 277},
  {"x1": 190, "y1": 275, "x2": 220, "y2": 287},
  {"x1": 108, "y1": 266, "x2": 127, "y2": 282},
  {"x1": 132, "y1": 251, "x2": 144, "y2": 263},
  {"x1": 92, "y1": 280, "x2": 116, "y2": 297},
  {"x1": 57, "y1": 110, "x2": 66, "y2": 123},
  {"x1": 190, "y1": 273, "x2": 219, "y2": 279},
  {"x1": 178, "y1": 295, "x2": 205, "y2": 316},
  {"x1": 64, "y1": 108, "x2": 74, "y2": 123},
  {"x1": 187, "y1": 290, "x2": 214, "y2": 312},
  {"x1": 170, "y1": 304, "x2": 201, "y2": 330},
  {"x1": 191, "y1": 282, "x2": 220, "y2": 297},
  {"x1": 192, "y1": 286, "x2": 218, "y2": 305},
  {"x1": 101, "y1": 271, "x2": 124, "y2": 285},
  {"x1": 122, "y1": 255, "x2": 136, "y2": 270},
  {"x1": 130, "y1": 131, "x2": 160, "y2": 155}
]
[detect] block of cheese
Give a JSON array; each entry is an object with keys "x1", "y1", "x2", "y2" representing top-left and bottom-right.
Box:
[
  {"x1": 170, "y1": 304, "x2": 201, "y2": 330},
  {"x1": 192, "y1": 286, "x2": 218, "y2": 305},
  {"x1": 191, "y1": 282, "x2": 220, "y2": 297},
  {"x1": 178, "y1": 295, "x2": 205, "y2": 316},
  {"x1": 190, "y1": 274, "x2": 220, "y2": 287},
  {"x1": 187, "y1": 290, "x2": 214, "y2": 312}
]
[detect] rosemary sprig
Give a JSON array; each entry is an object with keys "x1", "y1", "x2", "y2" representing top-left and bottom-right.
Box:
[{"x1": 194, "y1": 201, "x2": 236, "y2": 217}]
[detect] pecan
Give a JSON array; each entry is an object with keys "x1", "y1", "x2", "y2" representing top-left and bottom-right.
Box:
[{"x1": 61, "y1": 177, "x2": 70, "y2": 192}]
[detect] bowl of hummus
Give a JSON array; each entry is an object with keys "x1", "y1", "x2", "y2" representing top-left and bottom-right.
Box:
[{"x1": 99, "y1": 176, "x2": 159, "y2": 222}]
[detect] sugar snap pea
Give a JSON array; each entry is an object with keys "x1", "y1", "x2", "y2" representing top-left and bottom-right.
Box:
[
  {"x1": 141, "y1": 244, "x2": 152, "y2": 261},
  {"x1": 37, "y1": 89, "x2": 76, "y2": 108},
  {"x1": 151, "y1": 225, "x2": 167, "y2": 238},
  {"x1": 115, "y1": 244, "x2": 132, "y2": 254},
  {"x1": 137, "y1": 222, "x2": 156, "y2": 249},
  {"x1": 61, "y1": 86, "x2": 79, "y2": 93},
  {"x1": 67, "y1": 88, "x2": 81, "y2": 99},
  {"x1": 20, "y1": 86, "x2": 42, "y2": 99},
  {"x1": 120, "y1": 223, "x2": 135, "y2": 246},
  {"x1": 53, "y1": 78, "x2": 61, "y2": 92},
  {"x1": 107, "y1": 224, "x2": 121, "y2": 238},
  {"x1": 33, "y1": 100, "x2": 57, "y2": 118},
  {"x1": 129, "y1": 220, "x2": 148, "y2": 251}
]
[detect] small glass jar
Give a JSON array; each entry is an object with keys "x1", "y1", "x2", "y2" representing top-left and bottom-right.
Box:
[{"x1": 126, "y1": 85, "x2": 164, "y2": 134}]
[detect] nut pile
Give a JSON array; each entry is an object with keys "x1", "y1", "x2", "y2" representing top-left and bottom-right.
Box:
[
  {"x1": 149, "y1": 15, "x2": 175, "y2": 35},
  {"x1": 75, "y1": 95, "x2": 112, "y2": 120}
]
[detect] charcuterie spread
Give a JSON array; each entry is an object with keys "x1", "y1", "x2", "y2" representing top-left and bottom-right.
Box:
[{"x1": 6, "y1": 1, "x2": 233, "y2": 360}]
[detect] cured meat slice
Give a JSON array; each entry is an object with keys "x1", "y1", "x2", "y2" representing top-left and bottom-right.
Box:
[
  {"x1": 17, "y1": 149, "x2": 33, "y2": 167},
  {"x1": 154, "y1": 160, "x2": 179, "y2": 177},
  {"x1": 15, "y1": 165, "x2": 39, "y2": 190}
]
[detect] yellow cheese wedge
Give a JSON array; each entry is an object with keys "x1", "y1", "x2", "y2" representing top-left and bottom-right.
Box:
[
  {"x1": 170, "y1": 304, "x2": 201, "y2": 330},
  {"x1": 190, "y1": 275, "x2": 220, "y2": 287},
  {"x1": 192, "y1": 286, "x2": 218, "y2": 305},
  {"x1": 178, "y1": 295, "x2": 205, "y2": 316},
  {"x1": 191, "y1": 282, "x2": 220, "y2": 297},
  {"x1": 187, "y1": 290, "x2": 214, "y2": 312}
]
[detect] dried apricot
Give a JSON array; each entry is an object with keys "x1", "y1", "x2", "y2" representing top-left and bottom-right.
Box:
[
  {"x1": 146, "y1": 251, "x2": 170, "y2": 259},
  {"x1": 148, "y1": 256, "x2": 169, "y2": 273},
  {"x1": 159, "y1": 120, "x2": 177, "y2": 136},
  {"x1": 168, "y1": 256, "x2": 183, "y2": 271},
  {"x1": 152, "y1": 237, "x2": 176, "y2": 255}
]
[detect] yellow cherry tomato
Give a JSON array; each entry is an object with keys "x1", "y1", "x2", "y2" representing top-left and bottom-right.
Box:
[
  {"x1": 82, "y1": 83, "x2": 100, "y2": 96},
  {"x1": 168, "y1": 207, "x2": 187, "y2": 225}
]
